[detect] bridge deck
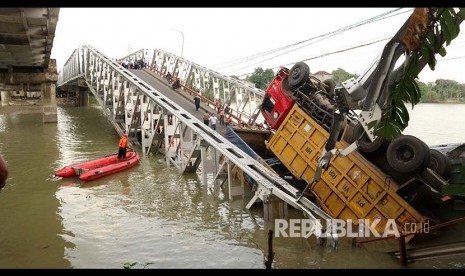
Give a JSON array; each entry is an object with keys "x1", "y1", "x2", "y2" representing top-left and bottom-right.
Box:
[{"x1": 131, "y1": 68, "x2": 228, "y2": 136}]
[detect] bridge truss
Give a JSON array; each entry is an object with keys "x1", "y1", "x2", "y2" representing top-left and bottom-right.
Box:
[{"x1": 57, "y1": 45, "x2": 335, "y2": 240}]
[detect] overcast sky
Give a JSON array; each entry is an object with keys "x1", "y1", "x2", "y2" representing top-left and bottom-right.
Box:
[{"x1": 51, "y1": 8, "x2": 465, "y2": 84}]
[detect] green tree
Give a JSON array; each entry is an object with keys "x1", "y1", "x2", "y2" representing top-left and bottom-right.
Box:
[
  {"x1": 433, "y1": 79, "x2": 459, "y2": 101},
  {"x1": 246, "y1": 67, "x2": 275, "y2": 90},
  {"x1": 331, "y1": 68, "x2": 359, "y2": 85},
  {"x1": 459, "y1": 83, "x2": 465, "y2": 102},
  {"x1": 417, "y1": 81, "x2": 439, "y2": 102}
]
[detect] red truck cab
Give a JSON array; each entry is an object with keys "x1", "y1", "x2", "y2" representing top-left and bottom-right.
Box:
[{"x1": 260, "y1": 67, "x2": 295, "y2": 130}]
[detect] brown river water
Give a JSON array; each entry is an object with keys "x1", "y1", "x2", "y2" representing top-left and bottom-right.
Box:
[{"x1": 0, "y1": 104, "x2": 464, "y2": 268}]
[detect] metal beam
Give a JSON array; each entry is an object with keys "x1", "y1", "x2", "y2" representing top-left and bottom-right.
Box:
[
  {"x1": 58, "y1": 45, "x2": 336, "y2": 238},
  {"x1": 151, "y1": 49, "x2": 264, "y2": 125}
]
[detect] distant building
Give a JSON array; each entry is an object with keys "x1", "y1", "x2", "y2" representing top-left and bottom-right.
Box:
[{"x1": 312, "y1": 71, "x2": 333, "y2": 81}]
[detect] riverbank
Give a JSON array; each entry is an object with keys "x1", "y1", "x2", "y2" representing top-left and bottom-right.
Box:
[{"x1": 0, "y1": 105, "x2": 43, "y2": 115}]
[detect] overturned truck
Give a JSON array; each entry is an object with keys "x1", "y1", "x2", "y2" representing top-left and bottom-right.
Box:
[{"x1": 258, "y1": 8, "x2": 461, "y2": 239}]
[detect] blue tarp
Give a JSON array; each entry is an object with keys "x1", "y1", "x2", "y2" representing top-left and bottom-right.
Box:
[
  {"x1": 223, "y1": 125, "x2": 258, "y2": 186},
  {"x1": 224, "y1": 125, "x2": 259, "y2": 159}
]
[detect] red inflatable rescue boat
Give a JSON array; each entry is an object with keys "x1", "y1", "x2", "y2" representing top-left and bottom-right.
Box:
[{"x1": 55, "y1": 150, "x2": 140, "y2": 181}]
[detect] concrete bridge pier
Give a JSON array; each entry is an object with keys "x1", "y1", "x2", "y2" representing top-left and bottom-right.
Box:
[
  {"x1": 0, "y1": 60, "x2": 58, "y2": 123},
  {"x1": 41, "y1": 60, "x2": 58, "y2": 123},
  {"x1": 57, "y1": 83, "x2": 89, "y2": 107},
  {"x1": 42, "y1": 81, "x2": 57, "y2": 123},
  {"x1": 78, "y1": 86, "x2": 89, "y2": 107},
  {"x1": 0, "y1": 84, "x2": 8, "y2": 106}
]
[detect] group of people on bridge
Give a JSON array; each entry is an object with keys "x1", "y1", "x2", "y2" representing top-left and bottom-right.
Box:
[
  {"x1": 118, "y1": 59, "x2": 147, "y2": 70},
  {"x1": 165, "y1": 72, "x2": 181, "y2": 90}
]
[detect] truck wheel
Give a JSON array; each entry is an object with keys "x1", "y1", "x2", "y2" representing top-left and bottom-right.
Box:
[
  {"x1": 386, "y1": 135, "x2": 430, "y2": 173},
  {"x1": 428, "y1": 149, "x2": 451, "y2": 178},
  {"x1": 416, "y1": 140, "x2": 432, "y2": 175},
  {"x1": 281, "y1": 76, "x2": 297, "y2": 100},
  {"x1": 353, "y1": 123, "x2": 384, "y2": 153},
  {"x1": 288, "y1": 62, "x2": 310, "y2": 90}
]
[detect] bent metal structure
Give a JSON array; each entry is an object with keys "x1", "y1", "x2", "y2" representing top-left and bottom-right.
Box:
[
  {"x1": 122, "y1": 48, "x2": 265, "y2": 126},
  {"x1": 57, "y1": 45, "x2": 336, "y2": 240}
]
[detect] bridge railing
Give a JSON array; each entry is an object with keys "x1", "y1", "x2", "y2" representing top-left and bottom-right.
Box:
[
  {"x1": 149, "y1": 48, "x2": 265, "y2": 126},
  {"x1": 57, "y1": 47, "x2": 86, "y2": 87},
  {"x1": 117, "y1": 48, "x2": 148, "y2": 67}
]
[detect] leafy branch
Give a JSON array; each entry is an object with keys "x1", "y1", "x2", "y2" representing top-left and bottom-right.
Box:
[{"x1": 374, "y1": 8, "x2": 465, "y2": 140}]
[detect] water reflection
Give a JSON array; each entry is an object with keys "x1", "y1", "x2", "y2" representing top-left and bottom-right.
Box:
[
  {"x1": 55, "y1": 157, "x2": 265, "y2": 268},
  {"x1": 0, "y1": 112, "x2": 72, "y2": 268},
  {"x1": 0, "y1": 105, "x2": 464, "y2": 268}
]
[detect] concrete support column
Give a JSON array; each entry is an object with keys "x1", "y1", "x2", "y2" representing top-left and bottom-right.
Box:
[
  {"x1": 0, "y1": 83, "x2": 7, "y2": 106},
  {"x1": 200, "y1": 140, "x2": 208, "y2": 185},
  {"x1": 1, "y1": 91, "x2": 8, "y2": 106},
  {"x1": 228, "y1": 164, "x2": 245, "y2": 200},
  {"x1": 42, "y1": 82, "x2": 57, "y2": 123},
  {"x1": 263, "y1": 194, "x2": 288, "y2": 223},
  {"x1": 79, "y1": 86, "x2": 89, "y2": 106}
]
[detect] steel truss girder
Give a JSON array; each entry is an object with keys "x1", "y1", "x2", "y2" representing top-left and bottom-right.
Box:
[
  {"x1": 58, "y1": 45, "x2": 335, "y2": 234},
  {"x1": 119, "y1": 48, "x2": 148, "y2": 64},
  {"x1": 151, "y1": 48, "x2": 264, "y2": 124},
  {"x1": 57, "y1": 47, "x2": 85, "y2": 87}
]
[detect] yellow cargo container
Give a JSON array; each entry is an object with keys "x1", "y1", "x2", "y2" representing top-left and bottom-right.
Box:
[{"x1": 266, "y1": 104, "x2": 426, "y2": 237}]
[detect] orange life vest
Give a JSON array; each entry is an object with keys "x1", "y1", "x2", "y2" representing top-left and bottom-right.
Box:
[{"x1": 119, "y1": 135, "x2": 128, "y2": 148}]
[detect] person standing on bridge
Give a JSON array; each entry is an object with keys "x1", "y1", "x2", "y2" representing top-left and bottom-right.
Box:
[
  {"x1": 194, "y1": 94, "x2": 201, "y2": 111},
  {"x1": 117, "y1": 131, "x2": 129, "y2": 160},
  {"x1": 209, "y1": 113, "x2": 218, "y2": 131},
  {"x1": 219, "y1": 108, "x2": 225, "y2": 126},
  {"x1": 203, "y1": 111, "x2": 210, "y2": 126},
  {"x1": 166, "y1": 72, "x2": 172, "y2": 84},
  {"x1": 215, "y1": 99, "x2": 222, "y2": 113},
  {"x1": 224, "y1": 104, "x2": 230, "y2": 116}
]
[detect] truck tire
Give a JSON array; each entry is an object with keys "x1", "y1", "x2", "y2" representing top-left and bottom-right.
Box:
[
  {"x1": 288, "y1": 62, "x2": 310, "y2": 90},
  {"x1": 418, "y1": 140, "x2": 432, "y2": 173},
  {"x1": 428, "y1": 149, "x2": 451, "y2": 178},
  {"x1": 353, "y1": 123, "x2": 384, "y2": 153},
  {"x1": 386, "y1": 135, "x2": 430, "y2": 173},
  {"x1": 281, "y1": 76, "x2": 297, "y2": 100}
]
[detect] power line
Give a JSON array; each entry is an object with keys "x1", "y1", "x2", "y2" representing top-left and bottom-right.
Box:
[
  {"x1": 213, "y1": 8, "x2": 407, "y2": 70},
  {"x1": 212, "y1": 8, "x2": 411, "y2": 71},
  {"x1": 234, "y1": 43, "x2": 465, "y2": 80},
  {"x1": 236, "y1": 36, "x2": 390, "y2": 78},
  {"x1": 223, "y1": 10, "x2": 412, "y2": 75},
  {"x1": 438, "y1": 55, "x2": 465, "y2": 61}
]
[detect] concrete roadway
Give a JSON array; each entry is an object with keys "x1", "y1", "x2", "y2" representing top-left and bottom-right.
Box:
[{"x1": 131, "y1": 68, "x2": 227, "y2": 136}]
